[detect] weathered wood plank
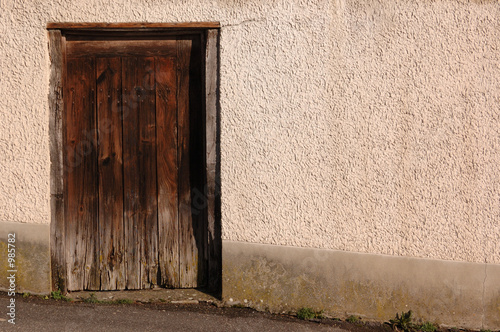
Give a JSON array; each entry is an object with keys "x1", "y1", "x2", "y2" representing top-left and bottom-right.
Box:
[
  {"x1": 64, "y1": 31, "x2": 203, "y2": 40},
  {"x1": 49, "y1": 29, "x2": 66, "y2": 293},
  {"x1": 122, "y1": 56, "x2": 158, "y2": 289},
  {"x1": 64, "y1": 57, "x2": 99, "y2": 291},
  {"x1": 122, "y1": 56, "x2": 143, "y2": 289},
  {"x1": 67, "y1": 39, "x2": 176, "y2": 58},
  {"x1": 96, "y1": 57, "x2": 125, "y2": 290},
  {"x1": 177, "y1": 37, "x2": 206, "y2": 287},
  {"x1": 48, "y1": 22, "x2": 221, "y2": 30},
  {"x1": 156, "y1": 56, "x2": 180, "y2": 288},
  {"x1": 205, "y1": 29, "x2": 221, "y2": 293},
  {"x1": 177, "y1": 38, "x2": 196, "y2": 287},
  {"x1": 140, "y1": 57, "x2": 159, "y2": 288},
  {"x1": 190, "y1": 36, "x2": 207, "y2": 287}
]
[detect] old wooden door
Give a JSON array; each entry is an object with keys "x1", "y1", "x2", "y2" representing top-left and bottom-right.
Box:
[{"x1": 63, "y1": 33, "x2": 205, "y2": 290}]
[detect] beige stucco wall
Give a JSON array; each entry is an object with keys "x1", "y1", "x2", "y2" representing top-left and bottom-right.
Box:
[{"x1": 0, "y1": 0, "x2": 499, "y2": 263}]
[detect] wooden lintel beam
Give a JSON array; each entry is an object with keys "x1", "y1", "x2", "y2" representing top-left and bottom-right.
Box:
[{"x1": 47, "y1": 22, "x2": 221, "y2": 30}]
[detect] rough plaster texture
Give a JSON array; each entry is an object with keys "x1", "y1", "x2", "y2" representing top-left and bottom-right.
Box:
[
  {"x1": 0, "y1": 0, "x2": 499, "y2": 263},
  {"x1": 223, "y1": 241, "x2": 500, "y2": 330}
]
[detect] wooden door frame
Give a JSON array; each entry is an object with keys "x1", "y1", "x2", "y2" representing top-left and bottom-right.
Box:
[{"x1": 48, "y1": 23, "x2": 221, "y2": 294}]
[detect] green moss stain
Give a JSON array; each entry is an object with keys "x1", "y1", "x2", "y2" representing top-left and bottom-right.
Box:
[
  {"x1": 223, "y1": 247, "x2": 491, "y2": 327},
  {"x1": 0, "y1": 238, "x2": 51, "y2": 294}
]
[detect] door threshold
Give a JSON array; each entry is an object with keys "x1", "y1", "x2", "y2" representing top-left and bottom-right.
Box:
[{"x1": 66, "y1": 288, "x2": 220, "y2": 304}]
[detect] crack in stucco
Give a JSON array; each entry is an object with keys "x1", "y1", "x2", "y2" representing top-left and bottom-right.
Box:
[{"x1": 222, "y1": 18, "x2": 264, "y2": 29}]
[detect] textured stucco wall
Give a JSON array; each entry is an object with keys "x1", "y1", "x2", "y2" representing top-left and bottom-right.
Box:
[{"x1": 0, "y1": 0, "x2": 499, "y2": 263}]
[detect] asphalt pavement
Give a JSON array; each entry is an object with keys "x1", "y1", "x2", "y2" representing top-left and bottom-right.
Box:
[{"x1": 0, "y1": 294, "x2": 349, "y2": 332}]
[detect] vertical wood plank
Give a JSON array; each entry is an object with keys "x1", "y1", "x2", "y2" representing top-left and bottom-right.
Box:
[
  {"x1": 49, "y1": 30, "x2": 67, "y2": 293},
  {"x1": 190, "y1": 35, "x2": 207, "y2": 287},
  {"x1": 205, "y1": 29, "x2": 221, "y2": 293},
  {"x1": 96, "y1": 57, "x2": 125, "y2": 290},
  {"x1": 156, "y1": 56, "x2": 180, "y2": 288},
  {"x1": 178, "y1": 36, "x2": 206, "y2": 287},
  {"x1": 122, "y1": 56, "x2": 158, "y2": 289},
  {"x1": 64, "y1": 57, "x2": 99, "y2": 291},
  {"x1": 177, "y1": 38, "x2": 195, "y2": 287}
]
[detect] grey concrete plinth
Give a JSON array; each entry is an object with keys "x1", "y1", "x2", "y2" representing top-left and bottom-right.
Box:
[
  {"x1": 0, "y1": 222, "x2": 51, "y2": 295},
  {"x1": 222, "y1": 240, "x2": 500, "y2": 330}
]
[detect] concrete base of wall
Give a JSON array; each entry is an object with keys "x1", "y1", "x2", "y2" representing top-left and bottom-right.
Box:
[
  {"x1": 1, "y1": 227, "x2": 499, "y2": 329},
  {"x1": 222, "y1": 240, "x2": 500, "y2": 330},
  {"x1": 0, "y1": 221, "x2": 51, "y2": 294}
]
